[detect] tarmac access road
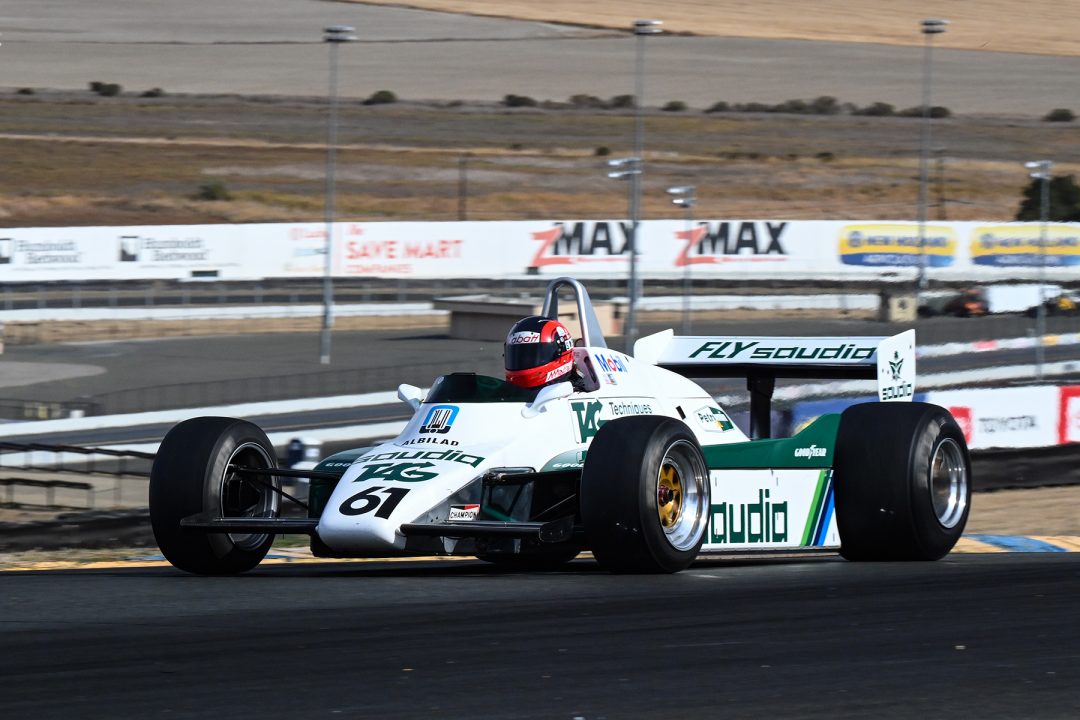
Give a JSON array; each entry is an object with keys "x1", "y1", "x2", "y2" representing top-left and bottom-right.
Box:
[
  {"x1": 4, "y1": 0, "x2": 1080, "y2": 114},
  {"x1": 3, "y1": 339, "x2": 1079, "y2": 450},
  {"x1": 0, "y1": 553, "x2": 1077, "y2": 719}
]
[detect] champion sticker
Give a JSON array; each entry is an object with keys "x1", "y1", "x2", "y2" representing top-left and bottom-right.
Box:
[{"x1": 448, "y1": 504, "x2": 480, "y2": 521}]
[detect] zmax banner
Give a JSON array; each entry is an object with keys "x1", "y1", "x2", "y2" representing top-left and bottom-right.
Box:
[{"x1": 0, "y1": 220, "x2": 1077, "y2": 282}]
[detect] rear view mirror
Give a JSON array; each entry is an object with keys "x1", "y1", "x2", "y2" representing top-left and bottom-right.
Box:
[
  {"x1": 397, "y1": 384, "x2": 423, "y2": 411},
  {"x1": 521, "y1": 382, "x2": 573, "y2": 418}
]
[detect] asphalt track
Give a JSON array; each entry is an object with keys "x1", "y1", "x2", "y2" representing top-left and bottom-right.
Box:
[
  {"x1": 1, "y1": 553, "x2": 1077, "y2": 719},
  {"x1": 4, "y1": 0, "x2": 1080, "y2": 114}
]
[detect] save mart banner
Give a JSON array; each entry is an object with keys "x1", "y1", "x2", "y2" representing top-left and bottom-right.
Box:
[{"x1": 0, "y1": 220, "x2": 1078, "y2": 282}]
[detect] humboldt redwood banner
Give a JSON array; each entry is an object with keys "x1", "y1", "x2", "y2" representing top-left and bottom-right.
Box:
[{"x1": 0, "y1": 220, "x2": 1077, "y2": 282}]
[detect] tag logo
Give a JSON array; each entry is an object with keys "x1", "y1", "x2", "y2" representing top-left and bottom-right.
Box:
[{"x1": 571, "y1": 400, "x2": 605, "y2": 442}]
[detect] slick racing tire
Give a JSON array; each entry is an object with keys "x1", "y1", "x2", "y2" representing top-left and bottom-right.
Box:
[
  {"x1": 581, "y1": 416, "x2": 710, "y2": 573},
  {"x1": 833, "y1": 402, "x2": 971, "y2": 561},
  {"x1": 150, "y1": 417, "x2": 280, "y2": 574}
]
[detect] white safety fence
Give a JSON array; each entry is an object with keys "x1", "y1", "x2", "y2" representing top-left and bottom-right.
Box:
[{"x1": 2, "y1": 219, "x2": 1078, "y2": 283}]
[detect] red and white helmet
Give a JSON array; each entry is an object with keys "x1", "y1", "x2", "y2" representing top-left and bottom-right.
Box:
[{"x1": 504, "y1": 316, "x2": 575, "y2": 389}]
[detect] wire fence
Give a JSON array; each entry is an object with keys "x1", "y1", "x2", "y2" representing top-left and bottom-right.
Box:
[{"x1": 0, "y1": 356, "x2": 498, "y2": 420}]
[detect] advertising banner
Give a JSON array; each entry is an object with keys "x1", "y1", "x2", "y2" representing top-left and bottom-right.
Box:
[
  {"x1": 1058, "y1": 386, "x2": 1080, "y2": 445},
  {"x1": 926, "y1": 387, "x2": 1059, "y2": 450},
  {"x1": 1, "y1": 220, "x2": 1078, "y2": 283}
]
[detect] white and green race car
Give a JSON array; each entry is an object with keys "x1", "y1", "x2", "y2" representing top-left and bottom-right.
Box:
[{"x1": 149, "y1": 277, "x2": 971, "y2": 574}]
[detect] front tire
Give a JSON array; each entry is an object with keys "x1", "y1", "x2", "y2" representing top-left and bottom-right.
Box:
[
  {"x1": 834, "y1": 402, "x2": 971, "y2": 561},
  {"x1": 150, "y1": 417, "x2": 280, "y2": 574},
  {"x1": 580, "y1": 416, "x2": 710, "y2": 573}
]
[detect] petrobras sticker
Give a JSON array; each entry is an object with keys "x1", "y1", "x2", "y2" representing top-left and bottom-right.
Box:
[
  {"x1": 970, "y1": 224, "x2": 1080, "y2": 267},
  {"x1": 695, "y1": 405, "x2": 735, "y2": 433},
  {"x1": 448, "y1": 504, "x2": 480, "y2": 521},
  {"x1": 508, "y1": 331, "x2": 541, "y2": 344},
  {"x1": 838, "y1": 223, "x2": 956, "y2": 267}
]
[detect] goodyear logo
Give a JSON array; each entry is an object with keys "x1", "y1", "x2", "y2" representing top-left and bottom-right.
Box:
[
  {"x1": 838, "y1": 223, "x2": 956, "y2": 267},
  {"x1": 971, "y1": 225, "x2": 1080, "y2": 267}
]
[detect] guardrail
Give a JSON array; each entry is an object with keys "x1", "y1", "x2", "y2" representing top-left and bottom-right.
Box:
[
  {"x1": 0, "y1": 442, "x2": 156, "y2": 477},
  {"x1": 0, "y1": 477, "x2": 95, "y2": 510}
]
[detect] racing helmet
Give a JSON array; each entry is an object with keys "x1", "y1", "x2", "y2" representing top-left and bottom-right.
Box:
[{"x1": 504, "y1": 316, "x2": 575, "y2": 388}]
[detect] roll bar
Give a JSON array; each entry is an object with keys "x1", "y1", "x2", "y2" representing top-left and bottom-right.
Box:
[{"x1": 540, "y1": 277, "x2": 608, "y2": 349}]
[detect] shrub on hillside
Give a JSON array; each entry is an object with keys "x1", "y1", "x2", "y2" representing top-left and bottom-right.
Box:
[
  {"x1": 809, "y1": 95, "x2": 841, "y2": 115},
  {"x1": 569, "y1": 94, "x2": 607, "y2": 109},
  {"x1": 141, "y1": 87, "x2": 166, "y2": 98},
  {"x1": 16, "y1": 88, "x2": 35, "y2": 96},
  {"x1": 853, "y1": 101, "x2": 896, "y2": 117},
  {"x1": 363, "y1": 90, "x2": 397, "y2": 105},
  {"x1": 662, "y1": 100, "x2": 688, "y2": 112},
  {"x1": 89, "y1": 81, "x2": 123, "y2": 97},
  {"x1": 1043, "y1": 108, "x2": 1076, "y2": 122},
  {"x1": 503, "y1": 94, "x2": 538, "y2": 108},
  {"x1": 608, "y1": 94, "x2": 635, "y2": 109},
  {"x1": 705, "y1": 101, "x2": 730, "y2": 113},
  {"x1": 898, "y1": 105, "x2": 951, "y2": 118},
  {"x1": 770, "y1": 98, "x2": 809, "y2": 114},
  {"x1": 195, "y1": 180, "x2": 232, "y2": 201}
]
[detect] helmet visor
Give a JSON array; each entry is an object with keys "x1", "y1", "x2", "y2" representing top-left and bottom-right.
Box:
[{"x1": 505, "y1": 342, "x2": 560, "y2": 371}]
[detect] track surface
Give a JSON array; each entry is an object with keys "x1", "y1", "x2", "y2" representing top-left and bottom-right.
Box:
[{"x1": 1, "y1": 554, "x2": 1077, "y2": 719}]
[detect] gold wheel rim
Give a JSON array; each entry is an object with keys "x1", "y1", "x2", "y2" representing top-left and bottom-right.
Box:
[{"x1": 657, "y1": 463, "x2": 683, "y2": 529}]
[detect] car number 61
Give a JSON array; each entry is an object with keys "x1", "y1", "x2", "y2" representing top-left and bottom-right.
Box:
[{"x1": 339, "y1": 486, "x2": 411, "y2": 518}]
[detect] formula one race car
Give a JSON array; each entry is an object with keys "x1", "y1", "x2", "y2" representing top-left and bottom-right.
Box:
[{"x1": 149, "y1": 277, "x2": 972, "y2": 574}]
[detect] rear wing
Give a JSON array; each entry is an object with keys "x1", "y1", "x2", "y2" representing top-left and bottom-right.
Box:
[{"x1": 634, "y1": 330, "x2": 916, "y2": 439}]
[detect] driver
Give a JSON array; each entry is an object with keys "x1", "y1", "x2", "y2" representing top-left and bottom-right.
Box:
[{"x1": 504, "y1": 315, "x2": 579, "y2": 389}]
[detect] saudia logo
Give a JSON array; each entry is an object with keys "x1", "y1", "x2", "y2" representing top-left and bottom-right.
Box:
[
  {"x1": 889, "y1": 351, "x2": 904, "y2": 381},
  {"x1": 880, "y1": 350, "x2": 913, "y2": 400},
  {"x1": 710, "y1": 489, "x2": 788, "y2": 544},
  {"x1": 675, "y1": 221, "x2": 788, "y2": 266},
  {"x1": 838, "y1": 224, "x2": 956, "y2": 267},
  {"x1": 353, "y1": 449, "x2": 485, "y2": 470},
  {"x1": 689, "y1": 340, "x2": 875, "y2": 361},
  {"x1": 530, "y1": 222, "x2": 630, "y2": 268}
]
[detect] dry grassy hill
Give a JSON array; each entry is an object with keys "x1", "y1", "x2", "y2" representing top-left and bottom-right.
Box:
[{"x1": 350, "y1": 0, "x2": 1080, "y2": 56}]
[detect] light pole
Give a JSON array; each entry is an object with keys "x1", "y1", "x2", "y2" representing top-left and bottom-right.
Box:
[
  {"x1": 916, "y1": 18, "x2": 947, "y2": 297},
  {"x1": 667, "y1": 185, "x2": 696, "y2": 334},
  {"x1": 320, "y1": 25, "x2": 356, "y2": 365},
  {"x1": 625, "y1": 18, "x2": 662, "y2": 352},
  {"x1": 1025, "y1": 159, "x2": 1052, "y2": 380},
  {"x1": 458, "y1": 153, "x2": 470, "y2": 221},
  {"x1": 608, "y1": 157, "x2": 641, "y2": 348}
]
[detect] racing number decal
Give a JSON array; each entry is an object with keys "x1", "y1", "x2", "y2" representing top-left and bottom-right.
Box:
[{"x1": 339, "y1": 486, "x2": 411, "y2": 518}]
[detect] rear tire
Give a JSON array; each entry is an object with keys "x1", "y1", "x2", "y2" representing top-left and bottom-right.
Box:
[
  {"x1": 834, "y1": 402, "x2": 971, "y2": 561},
  {"x1": 580, "y1": 416, "x2": 710, "y2": 573},
  {"x1": 150, "y1": 417, "x2": 280, "y2": 574}
]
